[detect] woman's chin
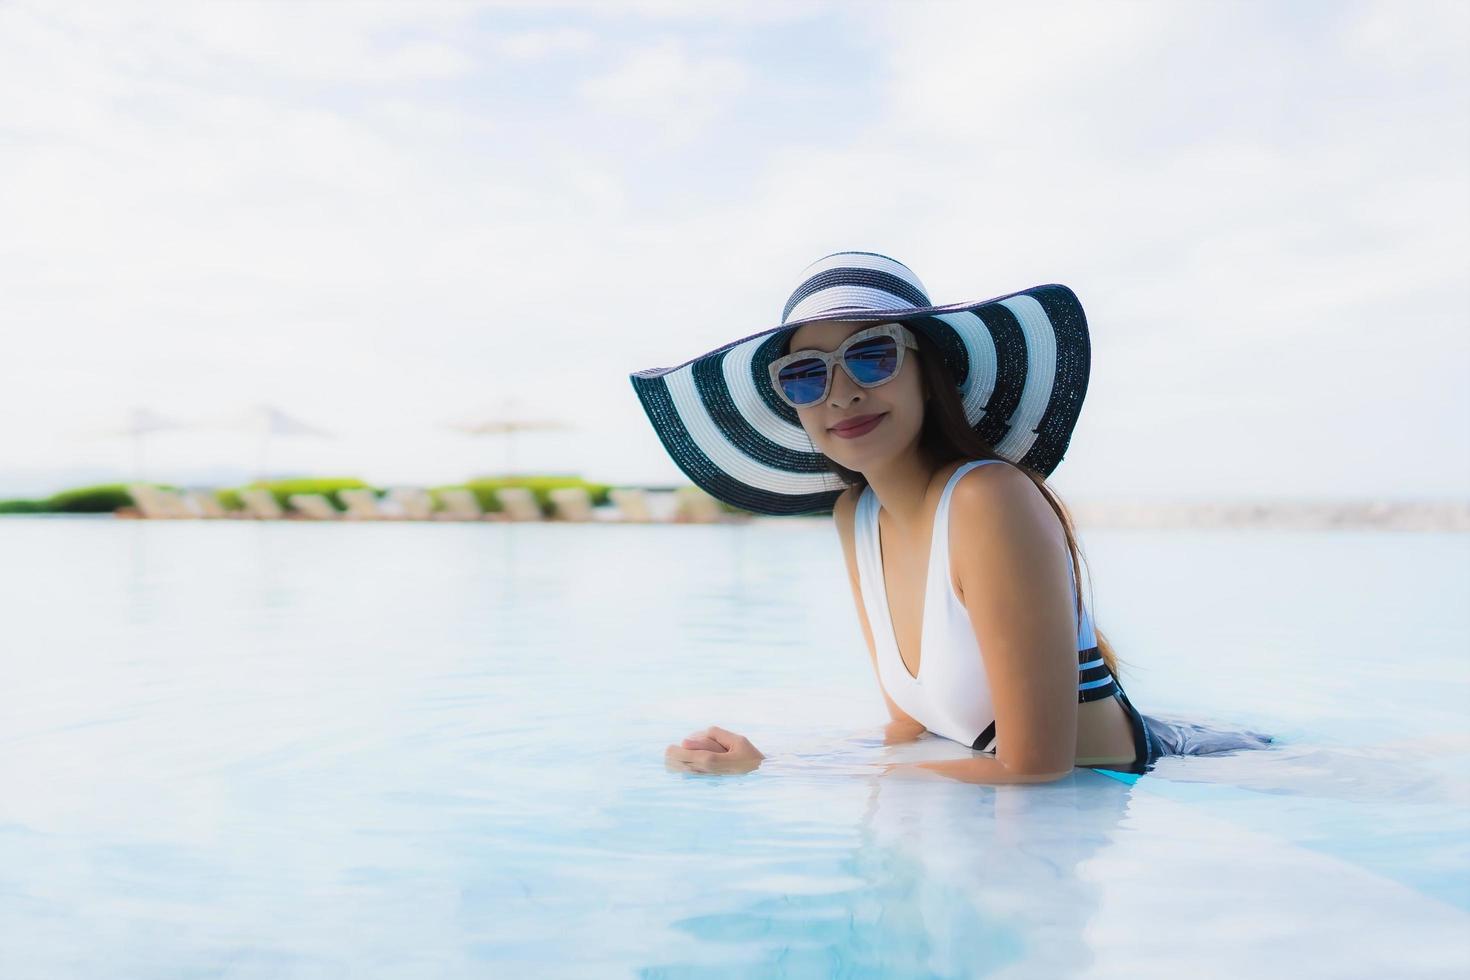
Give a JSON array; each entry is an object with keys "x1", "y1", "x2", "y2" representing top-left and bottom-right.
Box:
[{"x1": 821, "y1": 439, "x2": 890, "y2": 471}]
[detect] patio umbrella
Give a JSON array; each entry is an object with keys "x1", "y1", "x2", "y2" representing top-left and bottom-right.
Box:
[
  {"x1": 442, "y1": 397, "x2": 573, "y2": 476},
  {"x1": 72, "y1": 405, "x2": 193, "y2": 481},
  {"x1": 193, "y1": 403, "x2": 336, "y2": 479}
]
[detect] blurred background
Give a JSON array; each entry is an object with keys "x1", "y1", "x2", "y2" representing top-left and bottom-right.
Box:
[
  {"x1": 2, "y1": 5, "x2": 1468, "y2": 975},
  {"x1": 0, "y1": 0, "x2": 1466, "y2": 517}
]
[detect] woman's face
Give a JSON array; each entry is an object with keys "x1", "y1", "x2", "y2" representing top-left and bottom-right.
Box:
[{"x1": 782, "y1": 319, "x2": 927, "y2": 471}]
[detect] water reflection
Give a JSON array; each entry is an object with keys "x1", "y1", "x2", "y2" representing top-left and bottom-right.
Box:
[{"x1": 649, "y1": 763, "x2": 1135, "y2": 977}]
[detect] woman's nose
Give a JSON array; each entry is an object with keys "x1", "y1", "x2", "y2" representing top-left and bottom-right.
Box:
[{"x1": 829, "y1": 363, "x2": 863, "y2": 405}]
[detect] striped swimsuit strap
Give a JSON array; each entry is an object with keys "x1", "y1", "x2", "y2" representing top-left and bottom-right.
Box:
[
  {"x1": 1077, "y1": 646, "x2": 1117, "y2": 703},
  {"x1": 971, "y1": 647, "x2": 1121, "y2": 751}
]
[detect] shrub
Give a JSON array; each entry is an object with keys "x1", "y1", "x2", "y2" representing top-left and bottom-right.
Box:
[{"x1": 48, "y1": 483, "x2": 136, "y2": 513}]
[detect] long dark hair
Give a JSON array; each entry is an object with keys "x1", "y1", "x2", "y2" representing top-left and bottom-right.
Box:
[{"x1": 818, "y1": 326, "x2": 1122, "y2": 680}]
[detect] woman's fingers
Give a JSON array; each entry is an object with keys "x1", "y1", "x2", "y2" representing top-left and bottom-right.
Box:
[
  {"x1": 665, "y1": 735, "x2": 763, "y2": 775},
  {"x1": 681, "y1": 726, "x2": 739, "y2": 751},
  {"x1": 681, "y1": 735, "x2": 724, "y2": 751},
  {"x1": 665, "y1": 744, "x2": 721, "y2": 772},
  {"x1": 667, "y1": 726, "x2": 761, "y2": 774},
  {"x1": 700, "y1": 725, "x2": 743, "y2": 751}
]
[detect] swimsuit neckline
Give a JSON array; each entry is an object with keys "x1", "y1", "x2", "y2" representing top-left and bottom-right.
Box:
[{"x1": 863, "y1": 461, "x2": 986, "y2": 685}]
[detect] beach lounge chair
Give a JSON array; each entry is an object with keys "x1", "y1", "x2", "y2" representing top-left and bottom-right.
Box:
[
  {"x1": 124, "y1": 484, "x2": 152, "y2": 518},
  {"x1": 547, "y1": 486, "x2": 594, "y2": 521},
  {"x1": 166, "y1": 490, "x2": 200, "y2": 518},
  {"x1": 288, "y1": 493, "x2": 340, "y2": 519},
  {"x1": 127, "y1": 484, "x2": 185, "y2": 519},
  {"x1": 674, "y1": 486, "x2": 726, "y2": 523},
  {"x1": 145, "y1": 485, "x2": 196, "y2": 518},
  {"x1": 435, "y1": 488, "x2": 499, "y2": 521},
  {"x1": 340, "y1": 488, "x2": 390, "y2": 520},
  {"x1": 608, "y1": 487, "x2": 656, "y2": 523},
  {"x1": 139, "y1": 487, "x2": 188, "y2": 518},
  {"x1": 240, "y1": 488, "x2": 286, "y2": 519},
  {"x1": 182, "y1": 489, "x2": 229, "y2": 518},
  {"x1": 494, "y1": 486, "x2": 544, "y2": 522},
  {"x1": 387, "y1": 487, "x2": 435, "y2": 520}
]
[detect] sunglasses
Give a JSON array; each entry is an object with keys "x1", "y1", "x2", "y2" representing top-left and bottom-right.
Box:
[{"x1": 767, "y1": 322, "x2": 920, "y2": 409}]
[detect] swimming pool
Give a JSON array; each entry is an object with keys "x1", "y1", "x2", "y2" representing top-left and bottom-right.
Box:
[{"x1": 1, "y1": 516, "x2": 1466, "y2": 977}]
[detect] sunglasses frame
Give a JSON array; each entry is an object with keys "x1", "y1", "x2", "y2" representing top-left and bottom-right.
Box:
[{"x1": 767, "y1": 322, "x2": 920, "y2": 409}]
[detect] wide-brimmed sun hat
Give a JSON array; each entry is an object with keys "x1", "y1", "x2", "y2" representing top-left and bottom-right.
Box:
[{"x1": 629, "y1": 250, "x2": 1091, "y2": 516}]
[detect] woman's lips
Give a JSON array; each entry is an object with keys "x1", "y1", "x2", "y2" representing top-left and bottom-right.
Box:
[{"x1": 830, "y1": 413, "x2": 886, "y2": 439}]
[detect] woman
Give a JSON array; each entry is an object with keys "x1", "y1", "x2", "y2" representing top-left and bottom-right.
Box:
[{"x1": 631, "y1": 251, "x2": 1271, "y2": 783}]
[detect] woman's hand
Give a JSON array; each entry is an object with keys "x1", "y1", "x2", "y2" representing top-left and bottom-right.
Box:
[{"x1": 665, "y1": 725, "x2": 766, "y2": 775}]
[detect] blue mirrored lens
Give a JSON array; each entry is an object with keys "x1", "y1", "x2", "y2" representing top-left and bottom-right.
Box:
[
  {"x1": 845, "y1": 336, "x2": 900, "y2": 384},
  {"x1": 777, "y1": 358, "x2": 828, "y2": 405}
]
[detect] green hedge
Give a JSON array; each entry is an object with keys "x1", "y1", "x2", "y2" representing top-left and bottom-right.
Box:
[{"x1": 0, "y1": 482, "x2": 136, "y2": 514}]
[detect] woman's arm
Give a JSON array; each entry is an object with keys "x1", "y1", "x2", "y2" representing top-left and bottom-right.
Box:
[{"x1": 882, "y1": 463, "x2": 1081, "y2": 785}]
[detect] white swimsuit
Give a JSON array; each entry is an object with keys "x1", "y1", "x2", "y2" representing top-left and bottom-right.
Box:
[{"x1": 853, "y1": 458, "x2": 1116, "y2": 752}]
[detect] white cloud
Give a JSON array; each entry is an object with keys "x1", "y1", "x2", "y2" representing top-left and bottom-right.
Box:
[
  {"x1": 492, "y1": 27, "x2": 597, "y2": 60},
  {"x1": 1335, "y1": 0, "x2": 1469, "y2": 72},
  {"x1": 10, "y1": 0, "x2": 478, "y2": 84},
  {"x1": 475, "y1": 0, "x2": 829, "y2": 25},
  {"x1": 577, "y1": 36, "x2": 749, "y2": 146}
]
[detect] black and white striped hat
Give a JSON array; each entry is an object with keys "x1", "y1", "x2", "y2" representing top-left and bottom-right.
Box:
[{"x1": 629, "y1": 251, "x2": 1091, "y2": 516}]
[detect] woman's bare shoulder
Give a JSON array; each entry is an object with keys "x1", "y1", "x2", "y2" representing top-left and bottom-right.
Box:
[
  {"x1": 947, "y1": 465, "x2": 1073, "y2": 624},
  {"x1": 948, "y1": 460, "x2": 1064, "y2": 547}
]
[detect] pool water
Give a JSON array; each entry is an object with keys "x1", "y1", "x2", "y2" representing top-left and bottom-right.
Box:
[{"x1": 0, "y1": 516, "x2": 1466, "y2": 978}]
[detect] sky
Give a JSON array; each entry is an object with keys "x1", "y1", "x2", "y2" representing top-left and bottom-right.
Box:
[{"x1": 1, "y1": 0, "x2": 1466, "y2": 502}]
